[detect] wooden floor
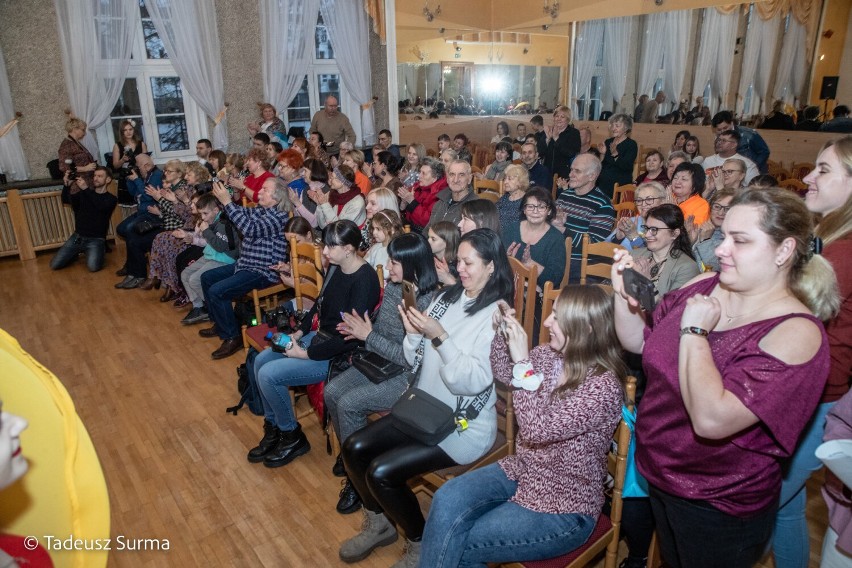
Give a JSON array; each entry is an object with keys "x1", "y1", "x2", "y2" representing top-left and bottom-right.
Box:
[{"x1": 0, "y1": 247, "x2": 829, "y2": 568}]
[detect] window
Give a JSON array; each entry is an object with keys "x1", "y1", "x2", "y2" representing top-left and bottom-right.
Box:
[
  {"x1": 96, "y1": 0, "x2": 207, "y2": 161},
  {"x1": 286, "y1": 12, "x2": 358, "y2": 142}
]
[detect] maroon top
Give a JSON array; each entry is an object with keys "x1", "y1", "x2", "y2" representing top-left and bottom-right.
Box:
[
  {"x1": 491, "y1": 334, "x2": 623, "y2": 516},
  {"x1": 636, "y1": 275, "x2": 830, "y2": 517},
  {"x1": 821, "y1": 237, "x2": 852, "y2": 402}
]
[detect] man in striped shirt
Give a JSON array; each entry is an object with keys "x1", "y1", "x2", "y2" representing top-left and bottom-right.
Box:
[{"x1": 552, "y1": 153, "x2": 615, "y2": 284}]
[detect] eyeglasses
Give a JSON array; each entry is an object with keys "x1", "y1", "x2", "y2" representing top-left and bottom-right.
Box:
[
  {"x1": 524, "y1": 204, "x2": 549, "y2": 212},
  {"x1": 721, "y1": 169, "x2": 743, "y2": 175},
  {"x1": 634, "y1": 197, "x2": 661, "y2": 206},
  {"x1": 641, "y1": 226, "x2": 674, "y2": 237},
  {"x1": 164, "y1": 168, "x2": 179, "y2": 173},
  {"x1": 711, "y1": 204, "x2": 731, "y2": 213}
]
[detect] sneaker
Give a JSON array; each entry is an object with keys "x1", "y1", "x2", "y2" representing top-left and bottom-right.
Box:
[
  {"x1": 181, "y1": 307, "x2": 210, "y2": 325},
  {"x1": 339, "y1": 509, "x2": 398, "y2": 563},
  {"x1": 390, "y1": 539, "x2": 421, "y2": 568}
]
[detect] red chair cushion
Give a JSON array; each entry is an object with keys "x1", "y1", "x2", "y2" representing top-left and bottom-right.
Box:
[
  {"x1": 246, "y1": 323, "x2": 275, "y2": 348},
  {"x1": 516, "y1": 513, "x2": 612, "y2": 568}
]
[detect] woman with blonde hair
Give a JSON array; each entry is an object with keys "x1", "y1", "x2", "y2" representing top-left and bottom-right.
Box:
[
  {"x1": 495, "y1": 164, "x2": 530, "y2": 229},
  {"x1": 400, "y1": 142, "x2": 427, "y2": 188},
  {"x1": 612, "y1": 187, "x2": 839, "y2": 568},
  {"x1": 247, "y1": 102, "x2": 287, "y2": 145},
  {"x1": 773, "y1": 135, "x2": 852, "y2": 568},
  {"x1": 541, "y1": 105, "x2": 581, "y2": 178},
  {"x1": 58, "y1": 117, "x2": 97, "y2": 182}
]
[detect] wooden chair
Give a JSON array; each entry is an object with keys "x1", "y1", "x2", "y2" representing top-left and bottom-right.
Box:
[
  {"x1": 559, "y1": 238, "x2": 573, "y2": 288},
  {"x1": 501, "y1": 376, "x2": 637, "y2": 568},
  {"x1": 552, "y1": 173, "x2": 561, "y2": 201},
  {"x1": 539, "y1": 281, "x2": 561, "y2": 345},
  {"x1": 789, "y1": 162, "x2": 814, "y2": 181},
  {"x1": 478, "y1": 191, "x2": 500, "y2": 203},
  {"x1": 508, "y1": 256, "x2": 538, "y2": 350},
  {"x1": 778, "y1": 178, "x2": 807, "y2": 197},
  {"x1": 473, "y1": 178, "x2": 503, "y2": 198},
  {"x1": 375, "y1": 264, "x2": 385, "y2": 288},
  {"x1": 614, "y1": 202, "x2": 636, "y2": 219},
  {"x1": 241, "y1": 196, "x2": 258, "y2": 208},
  {"x1": 580, "y1": 233, "x2": 624, "y2": 286},
  {"x1": 612, "y1": 183, "x2": 636, "y2": 206}
]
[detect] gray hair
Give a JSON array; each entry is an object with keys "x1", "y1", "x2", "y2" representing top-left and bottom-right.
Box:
[
  {"x1": 667, "y1": 151, "x2": 691, "y2": 164},
  {"x1": 270, "y1": 177, "x2": 292, "y2": 213},
  {"x1": 609, "y1": 113, "x2": 634, "y2": 133},
  {"x1": 636, "y1": 181, "x2": 666, "y2": 199},
  {"x1": 421, "y1": 156, "x2": 445, "y2": 179}
]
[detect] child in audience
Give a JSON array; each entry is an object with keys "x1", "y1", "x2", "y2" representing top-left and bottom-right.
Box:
[
  {"x1": 364, "y1": 210, "x2": 403, "y2": 278},
  {"x1": 179, "y1": 192, "x2": 241, "y2": 325},
  {"x1": 427, "y1": 220, "x2": 459, "y2": 287}
]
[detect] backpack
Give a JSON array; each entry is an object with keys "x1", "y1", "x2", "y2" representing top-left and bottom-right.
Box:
[{"x1": 226, "y1": 347, "x2": 263, "y2": 416}]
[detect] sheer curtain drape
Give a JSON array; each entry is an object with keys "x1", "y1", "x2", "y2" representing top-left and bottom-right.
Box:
[
  {"x1": 773, "y1": 17, "x2": 806, "y2": 104},
  {"x1": 0, "y1": 45, "x2": 30, "y2": 180},
  {"x1": 54, "y1": 0, "x2": 136, "y2": 160},
  {"x1": 637, "y1": 13, "x2": 666, "y2": 98},
  {"x1": 663, "y1": 10, "x2": 693, "y2": 107},
  {"x1": 737, "y1": 14, "x2": 780, "y2": 114},
  {"x1": 426, "y1": 63, "x2": 442, "y2": 102},
  {"x1": 692, "y1": 8, "x2": 738, "y2": 110},
  {"x1": 571, "y1": 19, "x2": 604, "y2": 118},
  {"x1": 146, "y1": 0, "x2": 229, "y2": 150},
  {"x1": 319, "y1": 0, "x2": 376, "y2": 145},
  {"x1": 603, "y1": 17, "x2": 631, "y2": 112},
  {"x1": 261, "y1": 0, "x2": 319, "y2": 124}
]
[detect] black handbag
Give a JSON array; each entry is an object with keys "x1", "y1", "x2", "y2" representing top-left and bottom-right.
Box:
[
  {"x1": 390, "y1": 387, "x2": 457, "y2": 445},
  {"x1": 352, "y1": 349, "x2": 406, "y2": 384},
  {"x1": 133, "y1": 218, "x2": 162, "y2": 235}
]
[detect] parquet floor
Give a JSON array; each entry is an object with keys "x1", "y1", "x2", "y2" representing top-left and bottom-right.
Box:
[{"x1": 0, "y1": 247, "x2": 829, "y2": 567}]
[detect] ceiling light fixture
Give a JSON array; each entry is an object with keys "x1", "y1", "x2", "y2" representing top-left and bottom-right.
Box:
[
  {"x1": 543, "y1": 0, "x2": 559, "y2": 20},
  {"x1": 423, "y1": 1, "x2": 441, "y2": 22}
]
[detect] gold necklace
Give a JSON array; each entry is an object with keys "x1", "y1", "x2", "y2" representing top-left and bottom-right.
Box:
[{"x1": 724, "y1": 293, "x2": 790, "y2": 324}]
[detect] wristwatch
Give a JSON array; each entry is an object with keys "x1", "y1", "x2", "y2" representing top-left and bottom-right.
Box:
[{"x1": 431, "y1": 332, "x2": 449, "y2": 348}]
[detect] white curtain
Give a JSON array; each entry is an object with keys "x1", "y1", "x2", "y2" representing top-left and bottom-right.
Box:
[
  {"x1": 320, "y1": 0, "x2": 376, "y2": 145},
  {"x1": 693, "y1": 8, "x2": 738, "y2": 109},
  {"x1": 571, "y1": 19, "x2": 604, "y2": 118},
  {"x1": 737, "y1": 14, "x2": 780, "y2": 114},
  {"x1": 603, "y1": 17, "x2": 631, "y2": 112},
  {"x1": 261, "y1": 0, "x2": 319, "y2": 124},
  {"x1": 663, "y1": 10, "x2": 693, "y2": 107},
  {"x1": 773, "y1": 17, "x2": 807, "y2": 104},
  {"x1": 54, "y1": 0, "x2": 136, "y2": 160},
  {"x1": 427, "y1": 63, "x2": 442, "y2": 101},
  {"x1": 0, "y1": 44, "x2": 30, "y2": 180},
  {"x1": 637, "y1": 13, "x2": 666, "y2": 98},
  {"x1": 146, "y1": 0, "x2": 229, "y2": 150}
]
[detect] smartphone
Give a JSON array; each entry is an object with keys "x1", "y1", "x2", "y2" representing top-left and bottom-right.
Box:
[
  {"x1": 622, "y1": 268, "x2": 657, "y2": 312},
  {"x1": 402, "y1": 280, "x2": 417, "y2": 310}
]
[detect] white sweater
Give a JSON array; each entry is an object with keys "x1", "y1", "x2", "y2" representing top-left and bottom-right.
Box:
[
  {"x1": 403, "y1": 293, "x2": 498, "y2": 464},
  {"x1": 316, "y1": 195, "x2": 367, "y2": 229}
]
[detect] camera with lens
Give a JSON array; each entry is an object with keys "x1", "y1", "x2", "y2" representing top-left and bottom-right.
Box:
[
  {"x1": 197, "y1": 181, "x2": 214, "y2": 194},
  {"x1": 122, "y1": 146, "x2": 134, "y2": 169},
  {"x1": 265, "y1": 304, "x2": 303, "y2": 333},
  {"x1": 64, "y1": 159, "x2": 78, "y2": 182}
]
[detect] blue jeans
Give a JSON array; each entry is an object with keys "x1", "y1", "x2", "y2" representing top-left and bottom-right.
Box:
[
  {"x1": 201, "y1": 264, "x2": 273, "y2": 340},
  {"x1": 772, "y1": 401, "x2": 835, "y2": 568},
  {"x1": 50, "y1": 233, "x2": 106, "y2": 272},
  {"x1": 252, "y1": 340, "x2": 329, "y2": 432},
  {"x1": 421, "y1": 463, "x2": 595, "y2": 568}
]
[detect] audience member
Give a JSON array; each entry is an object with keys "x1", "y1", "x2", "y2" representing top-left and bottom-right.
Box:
[
  {"x1": 516, "y1": 142, "x2": 549, "y2": 191},
  {"x1": 199, "y1": 180, "x2": 291, "y2": 360},
  {"x1": 370, "y1": 151, "x2": 403, "y2": 192},
  {"x1": 635, "y1": 150, "x2": 668, "y2": 185},
  {"x1": 111, "y1": 119, "x2": 147, "y2": 203},
  {"x1": 395, "y1": 156, "x2": 445, "y2": 232},
  {"x1": 276, "y1": 148, "x2": 307, "y2": 200},
  {"x1": 503, "y1": 187, "x2": 566, "y2": 290},
  {"x1": 671, "y1": 130, "x2": 690, "y2": 154},
  {"x1": 338, "y1": 228, "x2": 512, "y2": 567},
  {"x1": 684, "y1": 135, "x2": 703, "y2": 164},
  {"x1": 57, "y1": 117, "x2": 97, "y2": 186},
  {"x1": 439, "y1": 148, "x2": 458, "y2": 172},
  {"x1": 748, "y1": 174, "x2": 778, "y2": 189},
  {"x1": 428, "y1": 220, "x2": 459, "y2": 286},
  {"x1": 400, "y1": 143, "x2": 426, "y2": 188},
  {"x1": 310, "y1": 96, "x2": 356, "y2": 152},
  {"x1": 421, "y1": 285, "x2": 625, "y2": 568},
  {"x1": 541, "y1": 106, "x2": 581, "y2": 178},
  {"x1": 308, "y1": 131, "x2": 331, "y2": 168},
  {"x1": 428, "y1": 159, "x2": 478, "y2": 228},
  {"x1": 196, "y1": 139, "x2": 215, "y2": 174},
  {"x1": 376, "y1": 129, "x2": 401, "y2": 159},
  {"x1": 761, "y1": 100, "x2": 795, "y2": 130},
  {"x1": 634, "y1": 94, "x2": 649, "y2": 122},
  {"x1": 640, "y1": 91, "x2": 666, "y2": 123},
  {"x1": 608, "y1": 181, "x2": 667, "y2": 250},
  {"x1": 820, "y1": 105, "x2": 852, "y2": 133},
  {"x1": 179, "y1": 191, "x2": 241, "y2": 326},
  {"x1": 362, "y1": 186, "x2": 400, "y2": 247},
  {"x1": 530, "y1": 114, "x2": 548, "y2": 159},
  {"x1": 612, "y1": 187, "x2": 837, "y2": 568},
  {"x1": 552, "y1": 153, "x2": 615, "y2": 282},
  {"x1": 313, "y1": 165, "x2": 366, "y2": 229},
  {"x1": 452, "y1": 133, "x2": 473, "y2": 164},
  {"x1": 515, "y1": 123, "x2": 528, "y2": 144},
  {"x1": 692, "y1": 187, "x2": 736, "y2": 273},
  {"x1": 364, "y1": 209, "x2": 403, "y2": 275},
  {"x1": 598, "y1": 113, "x2": 639, "y2": 199},
  {"x1": 291, "y1": 158, "x2": 329, "y2": 228},
  {"x1": 476, "y1": 141, "x2": 512, "y2": 181},
  {"x1": 491, "y1": 121, "x2": 510, "y2": 144},
  {"x1": 666, "y1": 151, "x2": 691, "y2": 183},
  {"x1": 326, "y1": 232, "x2": 440, "y2": 514},
  {"x1": 437, "y1": 133, "x2": 451, "y2": 154},
  {"x1": 703, "y1": 129, "x2": 760, "y2": 184},
  {"x1": 458, "y1": 199, "x2": 501, "y2": 235},
  {"x1": 340, "y1": 150, "x2": 371, "y2": 195},
  {"x1": 706, "y1": 157, "x2": 747, "y2": 199},
  {"x1": 495, "y1": 164, "x2": 529, "y2": 229},
  {"x1": 795, "y1": 105, "x2": 822, "y2": 132},
  {"x1": 670, "y1": 162, "x2": 710, "y2": 225},
  {"x1": 247, "y1": 103, "x2": 287, "y2": 146},
  {"x1": 711, "y1": 110, "x2": 770, "y2": 172},
  {"x1": 50, "y1": 166, "x2": 117, "y2": 273},
  {"x1": 228, "y1": 148, "x2": 273, "y2": 203},
  {"x1": 252, "y1": 132, "x2": 270, "y2": 151}
]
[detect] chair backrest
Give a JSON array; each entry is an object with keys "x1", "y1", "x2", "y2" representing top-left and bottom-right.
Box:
[
  {"x1": 241, "y1": 196, "x2": 258, "y2": 208},
  {"x1": 477, "y1": 191, "x2": 500, "y2": 203},
  {"x1": 473, "y1": 178, "x2": 502, "y2": 197},
  {"x1": 508, "y1": 256, "x2": 538, "y2": 350},
  {"x1": 539, "y1": 281, "x2": 560, "y2": 345},
  {"x1": 580, "y1": 233, "x2": 624, "y2": 285},
  {"x1": 289, "y1": 237, "x2": 324, "y2": 310},
  {"x1": 778, "y1": 178, "x2": 807, "y2": 198},
  {"x1": 559, "y1": 238, "x2": 573, "y2": 288},
  {"x1": 614, "y1": 201, "x2": 637, "y2": 219},
  {"x1": 612, "y1": 183, "x2": 636, "y2": 206},
  {"x1": 552, "y1": 173, "x2": 560, "y2": 201},
  {"x1": 789, "y1": 162, "x2": 814, "y2": 181},
  {"x1": 375, "y1": 264, "x2": 385, "y2": 288}
]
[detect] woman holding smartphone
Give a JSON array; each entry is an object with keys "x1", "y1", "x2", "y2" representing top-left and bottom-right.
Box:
[{"x1": 325, "y1": 233, "x2": 439, "y2": 515}]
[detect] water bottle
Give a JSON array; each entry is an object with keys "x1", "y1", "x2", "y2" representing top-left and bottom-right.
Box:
[{"x1": 266, "y1": 331, "x2": 293, "y2": 352}]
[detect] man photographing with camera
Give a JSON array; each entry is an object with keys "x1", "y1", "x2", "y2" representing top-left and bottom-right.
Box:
[{"x1": 50, "y1": 167, "x2": 117, "y2": 273}]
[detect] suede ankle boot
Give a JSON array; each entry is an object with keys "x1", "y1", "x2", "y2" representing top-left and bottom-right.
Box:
[
  {"x1": 390, "y1": 538, "x2": 421, "y2": 568},
  {"x1": 339, "y1": 509, "x2": 397, "y2": 563}
]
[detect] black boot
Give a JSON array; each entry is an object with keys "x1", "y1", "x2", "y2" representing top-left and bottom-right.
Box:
[
  {"x1": 263, "y1": 423, "x2": 311, "y2": 468},
  {"x1": 247, "y1": 421, "x2": 281, "y2": 463},
  {"x1": 336, "y1": 477, "x2": 362, "y2": 515},
  {"x1": 332, "y1": 454, "x2": 346, "y2": 477}
]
